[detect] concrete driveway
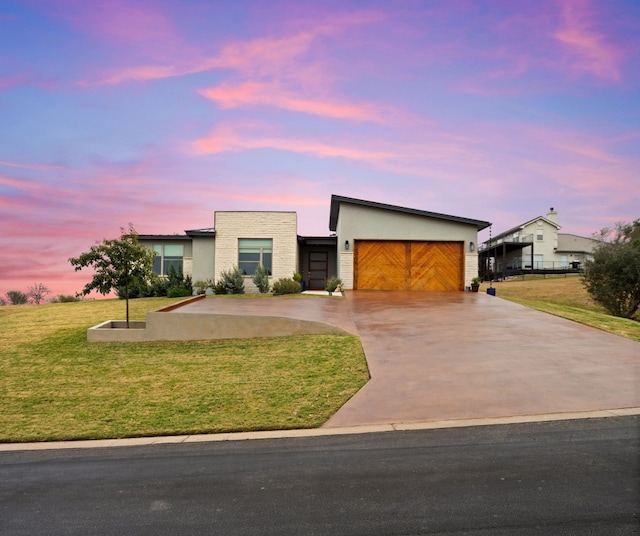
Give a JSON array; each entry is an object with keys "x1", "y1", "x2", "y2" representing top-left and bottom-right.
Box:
[{"x1": 323, "y1": 291, "x2": 640, "y2": 427}]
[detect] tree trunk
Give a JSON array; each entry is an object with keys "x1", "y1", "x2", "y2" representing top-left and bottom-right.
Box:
[
  {"x1": 623, "y1": 297, "x2": 640, "y2": 319},
  {"x1": 125, "y1": 282, "x2": 130, "y2": 328}
]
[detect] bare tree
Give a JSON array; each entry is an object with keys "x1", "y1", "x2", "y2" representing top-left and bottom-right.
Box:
[{"x1": 27, "y1": 283, "x2": 51, "y2": 304}]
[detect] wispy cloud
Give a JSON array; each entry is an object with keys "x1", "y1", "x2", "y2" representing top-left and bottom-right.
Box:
[
  {"x1": 198, "y1": 82, "x2": 392, "y2": 123},
  {"x1": 553, "y1": 0, "x2": 624, "y2": 82},
  {"x1": 191, "y1": 122, "x2": 398, "y2": 162},
  {"x1": 0, "y1": 160, "x2": 69, "y2": 171}
]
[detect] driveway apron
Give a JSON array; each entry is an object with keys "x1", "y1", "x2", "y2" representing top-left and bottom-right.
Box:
[{"x1": 324, "y1": 291, "x2": 640, "y2": 427}]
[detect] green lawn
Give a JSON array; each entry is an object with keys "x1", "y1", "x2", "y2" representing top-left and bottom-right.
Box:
[
  {"x1": 3, "y1": 278, "x2": 638, "y2": 443},
  {"x1": 0, "y1": 297, "x2": 369, "y2": 442}
]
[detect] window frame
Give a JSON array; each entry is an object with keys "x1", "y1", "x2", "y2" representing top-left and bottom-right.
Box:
[
  {"x1": 152, "y1": 244, "x2": 184, "y2": 276},
  {"x1": 238, "y1": 238, "x2": 272, "y2": 276}
]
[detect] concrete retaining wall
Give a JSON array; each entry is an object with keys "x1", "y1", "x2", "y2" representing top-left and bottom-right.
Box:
[{"x1": 87, "y1": 295, "x2": 349, "y2": 342}]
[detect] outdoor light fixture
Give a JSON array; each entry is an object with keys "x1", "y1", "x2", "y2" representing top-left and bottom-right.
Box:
[
  {"x1": 345, "y1": 240, "x2": 350, "y2": 250},
  {"x1": 469, "y1": 241, "x2": 475, "y2": 252}
]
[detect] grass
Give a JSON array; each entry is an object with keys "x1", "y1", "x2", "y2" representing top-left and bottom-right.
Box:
[
  {"x1": 0, "y1": 297, "x2": 369, "y2": 443},
  {"x1": 482, "y1": 274, "x2": 640, "y2": 342}
]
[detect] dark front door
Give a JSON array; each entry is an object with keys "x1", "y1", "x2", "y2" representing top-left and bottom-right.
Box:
[{"x1": 308, "y1": 251, "x2": 328, "y2": 290}]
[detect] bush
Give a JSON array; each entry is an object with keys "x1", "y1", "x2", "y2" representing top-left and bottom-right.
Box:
[
  {"x1": 147, "y1": 275, "x2": 171, "y2": 297},
  {"x1": 117, "y1": 283, "x2": 143, "y2": 299},
  {"x1": 51, "y1": 294, "x2": 80, "y2": 303},
  {"x1": 193, "y1": 280, "x2": 209, "y2": 295},
  {"x1": 325, "y1": 278, "x2": 342, "y2": 292},
  {"x1": 272, "y1": 278, "x2": 302, "y2": 295},
  {"x1": 218, "y1": 266, "x2": 245, "y2": 294},
  {"x1": 168, "y1": 286, "x2": 192, "y2": 298},
  {"x1": 6, "y1": 290, "x2": 28, "y2": 305},
  {"x1": 252, "y1": 264, "x2": 270, "y2": 293},
  {"x1": 212, "y1": 279, "x2": 227, "y2": 295}
]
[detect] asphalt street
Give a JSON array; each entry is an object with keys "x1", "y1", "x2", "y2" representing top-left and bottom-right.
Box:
[{"x1": 1, "y1": 416, "x2": 638, "y2": 535}]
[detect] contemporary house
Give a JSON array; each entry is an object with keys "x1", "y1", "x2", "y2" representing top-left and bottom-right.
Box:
[
  {"x1": 479, "y1": 208, "x2": 596, "y2": 278},
  {"x1": 139, "y1": 194, "x2": 491, "y2": 292}
]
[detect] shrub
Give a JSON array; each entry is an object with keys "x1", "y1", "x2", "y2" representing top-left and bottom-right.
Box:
[
  {"x1": 6, "y1": 290, "x2": 28, "y2": 305},
  {"x1": 252, "y1": 264, "x2": 270, "y2": 293},
  {"x1": 218, "y1": 266, "x2": 245, "y2": 294},
  {"x1": 325, "y1": 278, "x2": 342, "y2": 292},
  {"x1": 272, "y1": 278, "x2": 302, "y2": 295},
  {"x1": 168, "y1": 286, "x2": 192, "y2": 298},
  {"x1": 147, "y1": 275, "x2": 171, "y2": 297},
  {"x1": 212, "y1": 279, "x2": 227, "y2": 295},
  {"x1": 51, "y1": 294, "x2": 80, "y2": 303},
  {"x1": 193, "y1": 280, "x2": 209, "y2": 295},
  {"x1": 117, "y1": 283, "x2": 144, "y2": 299}
]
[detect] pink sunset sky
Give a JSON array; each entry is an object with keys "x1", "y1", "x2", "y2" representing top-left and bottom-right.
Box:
[{"x1": 1, "y1": 0, "x2": 639, "y2": 298}]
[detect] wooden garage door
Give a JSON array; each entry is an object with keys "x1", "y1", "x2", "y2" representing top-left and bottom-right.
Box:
[{"x1": 355, "y1": 240, "x2": 463, "y2": 291}]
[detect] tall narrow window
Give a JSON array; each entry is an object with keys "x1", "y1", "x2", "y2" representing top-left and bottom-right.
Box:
[
  {"x1": 163, "y1": 244, "x2": 184, "y2": 275},
  {"x1": 238, "y1": 239, "x2": 272, "y2": 275}
]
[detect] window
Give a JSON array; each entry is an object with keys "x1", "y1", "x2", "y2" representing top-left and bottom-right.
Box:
[
  {"x1": 238, "y1": 239, "x2": 272, "y2": 275},
  {"x1": 152, "y1": 244, "x2": 184, "y2": 276},
  {"x1": 536, "y1": 230, "x2": 544, "y2": 241}
]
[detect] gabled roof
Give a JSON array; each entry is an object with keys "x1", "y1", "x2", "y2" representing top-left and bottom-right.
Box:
[
  {"x1": 329, "y1": 194, "x2": 491, "y2": 232},
  {"x1": 492, "y1": 216, "x2": 560, "y2": 241}
]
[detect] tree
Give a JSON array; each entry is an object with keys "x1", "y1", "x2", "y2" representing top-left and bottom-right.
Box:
[
  {"x1": 6, "y1": 290, "x2": 28, "y2": 305},
  {"x1": 582, "y1": 219, "x2": 640, "y2": 319},
  {"x1": 69, "y1": 225, "x2": 156, "y2": 327},
  {"x1": 27, "y1": 283, "x2": 51, "y2": 304}
]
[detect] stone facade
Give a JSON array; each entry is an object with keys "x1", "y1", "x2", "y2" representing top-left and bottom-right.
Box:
[{"x1": 213, "y1": 211, "x2": 298, "y2": 283}]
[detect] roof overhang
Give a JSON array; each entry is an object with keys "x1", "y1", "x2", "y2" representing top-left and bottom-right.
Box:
[
  {"x1": 479, "y1": 241, "x2": 534, "y2": 256},
  {"x1": 137, "y1": 234, "x2": 191, "y2": 241},
  {"x1": 298, "y1": 235, "x2": 337, "y2": 246},
  {"x1": 329, "y1": 194, "x2": 491, "y2": 232}
]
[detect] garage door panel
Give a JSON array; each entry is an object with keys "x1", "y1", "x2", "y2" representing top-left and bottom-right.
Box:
[
  {"x1": 356, "y1": 241, "x2": 406, "y2": 290},
  {"x1": 356, "y1": 240, "x2": 463, "y2": 291},
  {"x1": 411, "y1": 242, "x2": 463, "y2": 291}
]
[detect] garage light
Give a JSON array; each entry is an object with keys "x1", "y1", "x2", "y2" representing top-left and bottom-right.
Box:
[
  {"x1": 345, "y1": 240, "x2": 350, "y2": 250},
  {"x1": 469, "y1": 241, "x2": 475, "y2": 252}
]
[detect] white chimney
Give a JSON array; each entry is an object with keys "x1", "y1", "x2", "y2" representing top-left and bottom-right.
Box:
[{"x1": 546, "y1": 207, "x2": 558, "y2": 223}]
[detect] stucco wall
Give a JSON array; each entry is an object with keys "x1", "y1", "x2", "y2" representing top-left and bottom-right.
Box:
[
  {"x1": 519, "y1": 220, "x2": 559, "y2": 267},
  {"x1": 214, "y1": 211, "x2": 298, "y2": 285},
  {"x1": 335, "y1": 204, "x2": 480, "y2": 289},
  {"x1": 191, "y1": 236, "x2": 216, "y2": 283}
]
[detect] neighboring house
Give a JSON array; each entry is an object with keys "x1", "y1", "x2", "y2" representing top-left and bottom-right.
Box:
[
  {"x1": 139, "y1": 194, "x2": 491, "y2": 292},
  {"x1": 479, "y1": 208, "x2": 596, "y2": 278}
]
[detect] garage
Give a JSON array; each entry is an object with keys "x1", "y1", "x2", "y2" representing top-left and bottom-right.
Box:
[{"x1": 354, "y1": 240, "x2": 464, "y2": 291}]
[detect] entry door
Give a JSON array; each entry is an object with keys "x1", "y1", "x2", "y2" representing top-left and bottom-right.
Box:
[{"x1": 308, "y1": 251, "x2": 328, "y2": 290}]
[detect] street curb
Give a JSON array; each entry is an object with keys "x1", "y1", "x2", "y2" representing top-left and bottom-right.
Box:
[{"x1": 1, "y1": 407, "x2": 639, "y2": 452}]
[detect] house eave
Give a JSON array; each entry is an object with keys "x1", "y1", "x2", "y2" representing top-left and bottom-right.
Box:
[{"x1": 329, "y1": 194, "x2": 491, "y2": 232}]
